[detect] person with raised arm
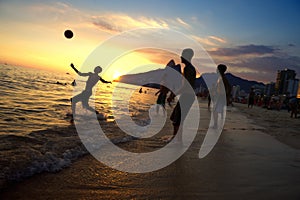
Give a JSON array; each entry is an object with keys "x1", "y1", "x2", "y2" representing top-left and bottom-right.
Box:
[{"x1": 70, "y1": 63, "x2": 111, "y2": 118}]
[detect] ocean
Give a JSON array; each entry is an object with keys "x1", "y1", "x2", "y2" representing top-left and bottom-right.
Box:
[
  {"x1": 0, "y1": 64, "x2": 157, "y2": 188},
  {"x1": 0, "y1": 64, "x2": 156, "y2": 135}
]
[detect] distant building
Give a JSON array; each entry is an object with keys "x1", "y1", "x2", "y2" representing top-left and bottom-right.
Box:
[
  {"x1": 275, "y1": 69, "x2": 296, "y2": 94},
  {"x1": 264, "y1": 82, "x2": 275, "y2": 96},
  {"x1": 287, "y1": 79, "x2": 299, "y2": 97},
  {"x1": 232, "y1": 85, "x2": 240, "y2": 100}
]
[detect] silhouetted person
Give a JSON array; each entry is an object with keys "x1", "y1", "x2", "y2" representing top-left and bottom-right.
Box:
[
  {"x1": 218, "y1": 65, "x2": 232, "y2": 107},
  {"x1": 166, "y1": 60, "x2": 180, "y2": 106},
  {"x1": 289, "y1": 97, "x2": 298, "y2": 118},
  {"x1": 170, "y1": 48, "x2": 196, "y2": 141},
  {"x1": 70, "y1": 63, "x2": 111, "y2": 117},
  {"x1": 284, "y1": 93, "x2": 291, "y2": 112},
  {"x1": 155, "y1": 83, "x2": 169, "y2": 115},
  {"x1": 71, "y1": 79, "x2": 76, "y2": 86},
  {"x1": 207, "y1": 94, "x2": 211, "y2": 110},
  {"x1": 248, "y1": 88, "x2": 255, "y2": 108},
  {"x1": 212, "y1": 64, "x2": 231, "y2": 129}
]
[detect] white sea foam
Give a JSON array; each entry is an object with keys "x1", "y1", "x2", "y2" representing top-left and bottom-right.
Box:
[{"x1": 0, "y1": 124, "x2": 136, "y2": 189}]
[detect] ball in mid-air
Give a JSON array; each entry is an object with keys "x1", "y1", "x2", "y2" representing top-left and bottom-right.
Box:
[{"x1": 64, "y1": 30, "x2": 73, "y2": 39}]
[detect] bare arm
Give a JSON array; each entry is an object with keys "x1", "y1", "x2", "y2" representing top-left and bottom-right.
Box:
[
  {"x1": 99, "y1": 77, "x2": 112, "y2": 84},
  {"x1": 70, "y1": 63, "x2": 90, "y2": 76}
]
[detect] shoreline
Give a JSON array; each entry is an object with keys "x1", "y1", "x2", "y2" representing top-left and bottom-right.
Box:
[{"x1": 1, "y1": 101, "x2": 300, "y2": 199}]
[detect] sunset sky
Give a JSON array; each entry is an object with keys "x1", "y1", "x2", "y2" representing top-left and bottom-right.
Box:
[{"x1": 0, "y1": 0, "x2": 300, "y2": 82}]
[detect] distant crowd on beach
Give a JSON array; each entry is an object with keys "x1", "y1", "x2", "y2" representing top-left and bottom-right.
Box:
[
  {"x1": 242, "y1": 92, "x2": 299, "y2": 118},
  {"x1": 206, "y1": 85, "x2": 299, "y2": 118},
  {"x1": 194, "y1": 78, "x2": 299, "y2": 119}
]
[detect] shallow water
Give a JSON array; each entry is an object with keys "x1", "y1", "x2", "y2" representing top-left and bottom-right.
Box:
[
  {"x1": 0, "y1": 65, "x2": 157, "y2": 135},
  {"x1": 0, "y1": 65, "x2": 74, "y2": 135}
]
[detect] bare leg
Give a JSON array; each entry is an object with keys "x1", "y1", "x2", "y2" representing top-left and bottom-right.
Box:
[
  {"x1": 71, "y1": 94, "x2": 81, "y2": 117},
  {"x1": 156, "y1": 104, "x2": 160, "y2": 115},
  {"x1": 172, "y1": 125, "x2": 182, "y2": 143},
  {"x1": 81, "y1": 92, "x2": 98, "y2": 114},
  {"x1": 213, "y1": 111, "x2": 218, "y2": 129},
  {"x1": 291, "y1": 109, "x2": 297, "y2": 118},
  {"x1": 162, "y1": 105, "x2": 166, "y2": 116},
  {"x1": 208, "y1": 97, "x2": 211, "y2": 111},
  {"x1": 173, "y1": 125, "x2": 179, "y2": 136},
  {"x1": 85, "y1": 104, "x2": 99, "y2": 114}
]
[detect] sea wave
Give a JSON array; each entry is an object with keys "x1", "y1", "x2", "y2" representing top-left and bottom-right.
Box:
[{"x1": 0, "y1": 122, "x2": 135, "y2": 190}]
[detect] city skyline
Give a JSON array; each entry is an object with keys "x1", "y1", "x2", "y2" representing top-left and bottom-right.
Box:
[{"x1": 0, "y1": 0, "x2": 300, "y2": 82}]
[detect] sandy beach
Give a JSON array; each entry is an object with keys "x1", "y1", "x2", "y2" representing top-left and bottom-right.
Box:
[
  {"x1": 235, "y1": 103, "x2": 300, "y2": 150},
  {"x1": 1, "y1": 100, "x2": 300, "y2": 199}
]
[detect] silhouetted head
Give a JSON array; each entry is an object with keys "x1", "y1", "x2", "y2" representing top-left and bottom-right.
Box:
[
  {"x1": 217, "y1": 64, "x2": 227, "y2": 75},
  {"x1": 181, "y1": 48, "x2": 194, "y2": 64},
  {"x1": 94, "y1": 66, "x2": 102, "y2": 74}
]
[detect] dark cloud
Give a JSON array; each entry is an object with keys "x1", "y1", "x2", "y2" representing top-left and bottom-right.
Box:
[
  {"x1": 209, "y1": 44, "x2": 278, "y2": 57},
  {"x1": 222, "y1": 55, "x2": 300, "y2": 82},
  {"x1": 288, "y1": 43, "x2": 296, "y2": 47}
]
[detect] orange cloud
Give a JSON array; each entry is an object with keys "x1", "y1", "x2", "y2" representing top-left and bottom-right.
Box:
[
  {"x1": 27, "y1": 2, "x2": 198, "y2": 34},
  {"x1": 176, "y1": 17, "x2": 191, "y2": 29},
  {"x1": 92, "y1": 14, "x2": 169, "y2": 34},
  {"x1": 191, "y1": 35, "x2": 227, "y2": 49},
  {"x1": 208, "y1": 36, "x2": 226, "y2": 44}
]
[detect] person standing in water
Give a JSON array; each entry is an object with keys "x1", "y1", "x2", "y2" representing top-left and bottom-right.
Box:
[{"x1": 70, "y1": 63, "x2": 111, "y2": 117}]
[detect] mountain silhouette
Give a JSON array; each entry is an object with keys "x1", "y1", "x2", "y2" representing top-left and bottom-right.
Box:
[
  {"x1": 118, "y1": 69, "x2": 264, "y2": 93},
  {"x1": 225, "y1": 73, "x2": 265, "y2": 93}
]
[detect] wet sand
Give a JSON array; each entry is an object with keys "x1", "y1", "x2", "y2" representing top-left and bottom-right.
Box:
[
  {"x1": 235, "y1": 103, "x2": 300, "y2": 149},
  {"x1": 1, "y1": 101, "x2": 300, "y2": 199}
]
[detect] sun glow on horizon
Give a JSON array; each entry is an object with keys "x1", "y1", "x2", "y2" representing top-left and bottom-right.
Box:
[
  {"x1": 101, "y1": 51, "x2": 163, "y2": 81},
  {"x1": 112, "y1": 71, "x2": 122, "y2": 81}
]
